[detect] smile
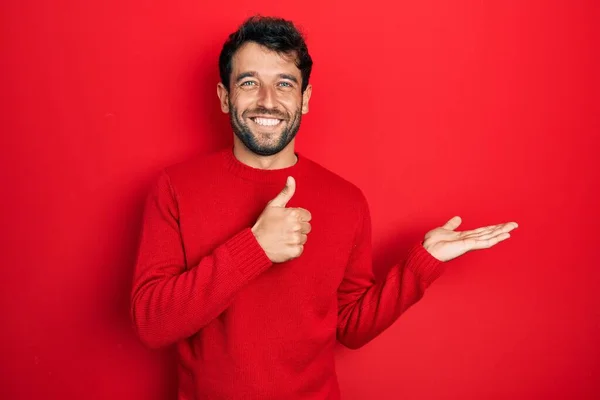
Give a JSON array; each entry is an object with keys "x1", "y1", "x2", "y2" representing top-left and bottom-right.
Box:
[{"x1": 250, "y1": 117, "x2": 282, "y2": 127}]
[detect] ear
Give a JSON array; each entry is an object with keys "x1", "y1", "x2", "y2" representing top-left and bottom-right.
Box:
[
  {"x1": 217, "y1": 82, "x2": 230, "y2": 113},
  {"x1": 301, "y1": 84, "x2": 312, "y2": 114}
]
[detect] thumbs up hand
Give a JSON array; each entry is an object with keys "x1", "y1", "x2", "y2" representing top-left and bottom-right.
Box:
[{"x1": 251, "y1": 176, "x2": 312, "y2": 263}]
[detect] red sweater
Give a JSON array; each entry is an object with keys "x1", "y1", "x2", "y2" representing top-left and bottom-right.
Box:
[{"x1": 131, "y1": 146, "x2": 445, "y2": 399}]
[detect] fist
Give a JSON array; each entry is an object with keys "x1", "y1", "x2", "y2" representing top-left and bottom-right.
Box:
[{"x1": 251, "y1": 176, "x2": 312, "y2": 263}]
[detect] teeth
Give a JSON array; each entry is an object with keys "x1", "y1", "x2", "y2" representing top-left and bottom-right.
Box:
[{"x1": 253, "y1": 117, "x2": 281, "y2": 126}]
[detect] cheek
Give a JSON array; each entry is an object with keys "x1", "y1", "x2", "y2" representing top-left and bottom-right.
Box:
[
  {"x1": 229, "y1": 91, "x2": 252, "y2": 110},
  {"x1": 279, "y1": 95, "x2": 303, "y2": 112}
]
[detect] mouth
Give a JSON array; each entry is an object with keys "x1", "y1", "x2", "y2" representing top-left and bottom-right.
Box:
[{"x1": 249, "y1": 116, "x2": 284, "y2": 128}]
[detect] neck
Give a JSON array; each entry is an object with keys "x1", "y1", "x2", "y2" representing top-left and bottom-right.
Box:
[{"x1": 232, "y1": 138, "x2": 297, "y2": 170}]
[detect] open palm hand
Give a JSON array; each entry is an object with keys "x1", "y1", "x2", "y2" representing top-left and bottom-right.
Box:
[{"x1": 423, "y1": 216, "x2": 518, "y2": 262}]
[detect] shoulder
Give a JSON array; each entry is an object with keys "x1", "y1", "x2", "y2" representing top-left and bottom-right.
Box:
[
  {"x1": 143, "y1": 150, "x2": 226, "y2": 204},
  {"x1": 300, "y1": 154, "x2": 369, "y2": 212}
]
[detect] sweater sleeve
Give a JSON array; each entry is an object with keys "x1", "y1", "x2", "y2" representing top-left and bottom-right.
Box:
[
  {"x1": 130, "y1": 170, "x2": 273, "y2": 349},
  {"x1": 336, "y1": 191, "x2": 445, "y2": 350}
]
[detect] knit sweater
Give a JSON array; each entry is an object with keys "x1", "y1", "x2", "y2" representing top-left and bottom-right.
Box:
[{"x1": 131, "y1": 146, "x2": 445, "y2": 400}]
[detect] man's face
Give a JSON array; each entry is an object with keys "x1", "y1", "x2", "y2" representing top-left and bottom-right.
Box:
[{"x1": 217, "y1": 42, "x2": 312, "y2": 156}]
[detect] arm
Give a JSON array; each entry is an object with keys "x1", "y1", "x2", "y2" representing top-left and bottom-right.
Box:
[
  {"x1": 336, "y1": 191, "x2": 444, "y2": 350},
  {"x1": 131, "y1": 171, "x2": 272, "y2": 348}
]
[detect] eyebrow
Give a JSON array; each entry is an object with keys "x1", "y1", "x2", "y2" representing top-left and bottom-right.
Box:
[
  {"x1": 235, "y1": 71, "x2": 299, "y2": 84},
  {"x1": 235, "y1": 71, "x2": 258, "y2": 82}
]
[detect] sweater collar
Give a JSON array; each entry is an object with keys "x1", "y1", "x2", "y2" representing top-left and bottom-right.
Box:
[{"x1": 221, "y1": 145, "x2": 307, "y2": 184}]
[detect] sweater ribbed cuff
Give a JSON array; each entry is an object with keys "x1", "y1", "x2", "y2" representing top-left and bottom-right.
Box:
[
  {"x1": 406, "y1": 243, "x2": 445, "y2": 287},
  {"x1": 224, "y1": 228, "x2": 273, "y2": 279}
]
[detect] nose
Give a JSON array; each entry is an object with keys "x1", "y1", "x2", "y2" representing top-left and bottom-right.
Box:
[{"x1": 256, "y1": 84, "x2": 276, "y2": 109}]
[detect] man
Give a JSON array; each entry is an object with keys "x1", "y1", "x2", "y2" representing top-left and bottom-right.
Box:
[{"x1": 131, "y1": 15, "x2": 518, "y2": 400}]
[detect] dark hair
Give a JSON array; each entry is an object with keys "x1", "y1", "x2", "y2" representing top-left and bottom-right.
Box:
[{"x1": 219, "y1": 15, "x2": 313, "y2": 93}]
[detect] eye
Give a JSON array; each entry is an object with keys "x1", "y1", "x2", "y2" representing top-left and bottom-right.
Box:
[
  {"x1": 279, "y1": 82, "x2": 293, "y2": 87},
  {"x1": 240, "y1": 81, "x2": 256, "y2": 86}
]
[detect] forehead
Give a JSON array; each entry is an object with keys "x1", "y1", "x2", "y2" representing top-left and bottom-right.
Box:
[{"x1": 231, "y1": 41, "x2": 300, "y2": 78}]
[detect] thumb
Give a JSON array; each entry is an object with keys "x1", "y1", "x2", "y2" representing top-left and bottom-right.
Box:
[
  {"x1": 268, "y1": 176, "x2": 296, "y2": 207},
  {"x1": 442, "y1": 216, "x2": 462, "y2": 231}
]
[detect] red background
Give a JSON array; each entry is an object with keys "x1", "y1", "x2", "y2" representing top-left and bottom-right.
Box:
[{"x1": 2, "y1": 1, "x2": 599, "y2": 399}]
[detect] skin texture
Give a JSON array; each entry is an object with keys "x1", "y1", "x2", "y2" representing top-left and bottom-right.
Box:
[
  {"x1": 252, "y1": 176, "x2": 311, "y2": 263},
  {"x1": 217, "y1": 41, "x2": 311, "y2": 171}
]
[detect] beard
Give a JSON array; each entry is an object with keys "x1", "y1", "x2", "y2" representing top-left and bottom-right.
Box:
[{"x1": 228, "y1": 101, "x2": 303, "y2": 156}]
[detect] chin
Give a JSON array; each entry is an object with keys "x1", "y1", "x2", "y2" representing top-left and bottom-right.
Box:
[
  {"x1": 247, "y1": 136, "x2": 288, "y2": 156},
  {"x1": 247, "y1": 144, "x2": 283, "y2": 156},
  {"x1": 249, "y1": 129, "x2": 285, "y2": 143}
]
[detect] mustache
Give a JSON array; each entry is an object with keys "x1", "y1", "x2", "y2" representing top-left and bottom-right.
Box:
[{"x1": 243, "y1": 107, "x2": 288, "y2": 120}]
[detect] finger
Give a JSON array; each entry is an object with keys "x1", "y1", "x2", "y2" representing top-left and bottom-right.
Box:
[
  {"x1": 290, "y1": 222, "x2": 311, "y2": 234},
  {"x1": 460, "y1": 222, "x2": 518, "y2": 238},
  {"x1": 442, "y1": 216, "x2": 462, "y2": 231},
  {"x1": 269, "y1": 176, "x2": 296, "y2": 208},
  {"x1": 298, "y1": 233, "x2": 308, "y2": 245},
  {"x1": 299, "y1": 222, "x2": 311, "y2": 234},
  {"x1": 288, "y1": 232, "x2": 308, "y2": 245},
  {"x1": 291, "y1": 244, "x2": 304, "y2": 258},
  {"x1": 465, "y1": 223, "x2": 518, "y2": 241},
  {"x1": 294, "y1": 207, "x2": 312, "y2": 222},
  {"x1": 489, "y1": 223, "x2": 518, "y2": 238},
  {"x1": 464, "y1": 232, "x2": 511, "y2": 250},
  {"x1": 459, "y1": 224, "x2": 502, "y2": 239}
]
